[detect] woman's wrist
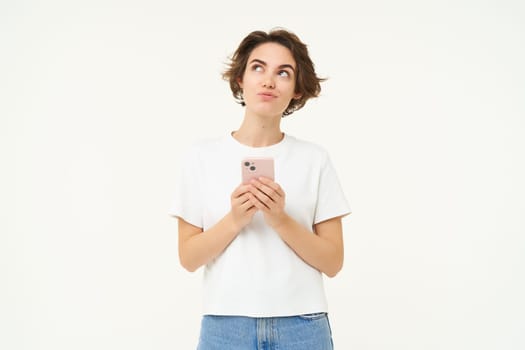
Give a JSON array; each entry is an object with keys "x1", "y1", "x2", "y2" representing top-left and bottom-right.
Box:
[
  {"x1": 224, "y1": 211, "x2": 243, "y2": 235},
  {"x1": 268, "y1": 212, "x2": 293, "y2": 232}
]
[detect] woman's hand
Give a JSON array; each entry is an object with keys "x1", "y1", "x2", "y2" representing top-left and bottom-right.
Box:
[
  {"x1": 247, "y1": 177, "x2": 288, "y2": 228},
  {"x1": 230, "y1": 184, "x2": 259, "y2": 232},
  {"x1": 244, "y1": 177, "x2": 344, "y2": 277},
  {"x1": 178, "y1": 185, "x2": 258, "y2": 272}
]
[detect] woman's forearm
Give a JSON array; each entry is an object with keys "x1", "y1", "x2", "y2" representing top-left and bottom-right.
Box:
[
  {"x1": 178, "y1": 213, "x2": 240, "y2": 272},
  {"x1": 272, "y1": 215, "x2": 344, "y2": 277}
]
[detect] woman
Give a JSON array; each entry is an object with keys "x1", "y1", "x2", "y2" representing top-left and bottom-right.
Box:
[{"x1": 171, "y1": 28, "x2": 351, "y2": 350}]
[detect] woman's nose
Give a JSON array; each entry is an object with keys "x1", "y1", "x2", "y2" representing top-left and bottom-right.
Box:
[{"x1": 262, "y1": 75, "x2": 275, "y2": 88}]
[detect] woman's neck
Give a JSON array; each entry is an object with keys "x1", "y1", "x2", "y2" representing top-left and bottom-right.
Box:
[{"x1": 232, "y1": 112, "x2": 283, "y2": 147}]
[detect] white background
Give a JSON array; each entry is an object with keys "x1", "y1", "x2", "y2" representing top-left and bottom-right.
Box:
[{"x1": 2, "y1": 0, "x2": 524, "y2": 349}]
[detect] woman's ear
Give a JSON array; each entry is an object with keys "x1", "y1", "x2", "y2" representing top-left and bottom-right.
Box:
[
  {"x1": 237, "y1": 77, "x2": 243, "y2": 89},
  {"x1": 293, "y1": 92, "x2": 302, "y2": 100}
]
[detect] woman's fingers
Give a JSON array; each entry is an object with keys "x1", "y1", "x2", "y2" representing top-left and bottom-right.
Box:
[
  {"x1": 247, "y1": 179, "x2": 287, "y2": 212},
  {"x1": 249, "y1": 179, "x2": 283, "y2": 203},
  {"x1": 230, "y1": 185, "x2": 260, "y2": 214},
  {"x1": 251, "y1": 187, "x2": 273, "y2": 209},
  {"x1": 257, "y1": 177, "x2": 284, "y2": 197},
  {"x1": 231, "y1": 184, "x2": 251, "y2": 199},
  {"x1": 232, "y1": 192, "x2": 251, "y2": 207}
]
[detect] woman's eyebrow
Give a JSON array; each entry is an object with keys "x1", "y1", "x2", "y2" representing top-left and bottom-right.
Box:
[{"x1": 249, "y1": 59, "x2": 295, "y2": 73}]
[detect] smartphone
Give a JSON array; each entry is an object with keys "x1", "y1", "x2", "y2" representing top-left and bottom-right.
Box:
[{"x1": 241, "y1": 157, "x2": 274, "y2": 184}]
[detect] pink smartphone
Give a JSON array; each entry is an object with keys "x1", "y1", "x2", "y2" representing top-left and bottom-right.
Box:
[{"x1": 241, "y1": 157, "x2": 274, "y2": 184}]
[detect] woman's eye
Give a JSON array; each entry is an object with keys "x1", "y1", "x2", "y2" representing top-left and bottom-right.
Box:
[
  {"x1": 253, "y1": 65, "x2": 263, "y2": 72},
  {"x1": 278, "y1": 70, "x2": 290, "y2": 77}
]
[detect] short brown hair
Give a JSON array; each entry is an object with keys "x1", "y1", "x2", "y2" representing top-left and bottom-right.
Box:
[{"x1": 222, "y1": 28, "x2": 325, "y2": 116}]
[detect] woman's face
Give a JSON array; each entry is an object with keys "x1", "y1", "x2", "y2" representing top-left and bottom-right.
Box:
[{"x1": 238, "y1": 42, "x2": 301, "y2": 118}]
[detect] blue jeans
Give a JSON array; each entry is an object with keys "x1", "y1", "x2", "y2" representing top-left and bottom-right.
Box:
[{"x1": 197, "y1": 313, "x2": 334, "y2": 350}]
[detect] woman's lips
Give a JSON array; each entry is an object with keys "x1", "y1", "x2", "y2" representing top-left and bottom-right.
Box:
[{"x1": 258, "y1": 92, "x2": 277, "y2": 101}]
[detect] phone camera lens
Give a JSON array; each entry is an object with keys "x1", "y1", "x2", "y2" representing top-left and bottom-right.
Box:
[
  {"x1": 249, "y1": 166, "x2": 256, "y2": 171},
  {"x1": 244, "y1": 162, "x2": 250, "y2": 167}
]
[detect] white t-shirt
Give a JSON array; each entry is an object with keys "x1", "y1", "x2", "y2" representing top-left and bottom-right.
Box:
[{"x1": 170, "y1": 133, "x2": 351, "y2": 317}]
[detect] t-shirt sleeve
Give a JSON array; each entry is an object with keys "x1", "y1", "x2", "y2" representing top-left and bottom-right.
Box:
[
  {"x1": 313, "y1": 152, "x2": 352, "y2": 224},
  {"x1": 169, "y1": 145, "x2": 204, "y2": 228}
]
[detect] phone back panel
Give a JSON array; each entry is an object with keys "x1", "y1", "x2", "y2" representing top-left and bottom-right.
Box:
[{"x1": 241, "y1": 157, "x2": 274, "y2": 184}]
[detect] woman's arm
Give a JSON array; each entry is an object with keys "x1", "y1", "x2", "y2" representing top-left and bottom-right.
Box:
[
  {"x1": 178, "y1": 213, "x2": 237, "y2": 272},
  {"x1": 248, "y1": 177, "x2": 345, "y2": 277},
  {"x1": 177, "y1": 184, "x2": 258, "y2": 272},
  {"x1": 274, "y1": 216, "x2": 344, "y2": 277}
]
